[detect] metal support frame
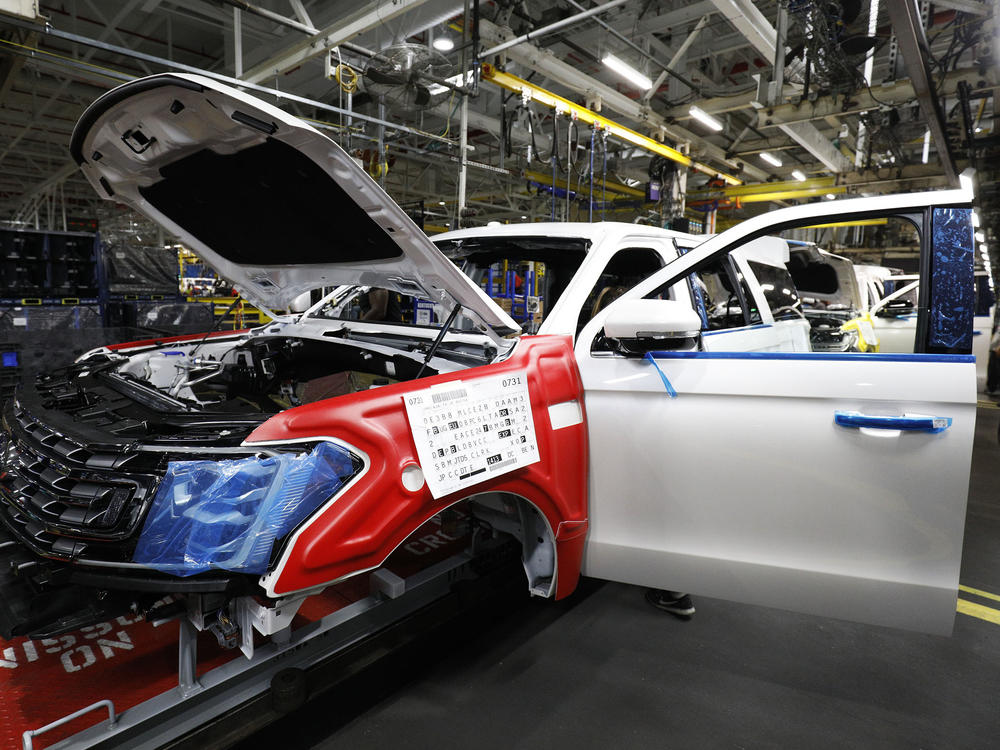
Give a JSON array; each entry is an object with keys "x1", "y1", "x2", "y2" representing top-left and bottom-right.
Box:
[
  {"x1": 481, "y1": 64, "x2": 742, "y2": 185},
  {"x1": 233, "y1": 0, "x2": 436, "y2": 84},
  {"x1": 232, "y1": 7, "x2": 243, "y2": 78},
  {"x1": 0, "y1": 16, "x2": 457, "y2": 147},
  {"x1": 769, "y1": 3, "x2": 787, "y2": 107},
  {"x1": 642, "y1": 14, "x2": 710, "y2": 102},
  {"x1": 709, "y1": 0, "x2": 852, "y2": 173},
  {"x1": 39, "y1": 552, "x2": 480, "y2": 750},
  {"x1": 22, "y1": 702, "x2": 116, "y2": 750},
  {"x1": 756, "y1": 68, "x2": 983, "y2": 128},
  {"x1": 886, "y1": 0, "x2": 958, "y2": 183},
  {"x1": 558, "y1": 0, "x2": 702, "y2": 97},
  {"x1": 479, "y1": 0, "x2": 630, "y2": 58},
  {"x1": 477, "y1": 19, "x2": 767, "y2": 182}
]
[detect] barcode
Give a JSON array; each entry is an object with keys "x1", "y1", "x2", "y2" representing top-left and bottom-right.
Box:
[
  {"x1": 431, "y1": 387, "x2": 468, "y2": 404},
  {"x1": 488, "y1": 458, "x2": 517, "y2": 471}
]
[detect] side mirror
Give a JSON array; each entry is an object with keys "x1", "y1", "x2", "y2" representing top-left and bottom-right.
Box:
[{"x1": 602, "y1": 299, "x2": 702, "y2": 353}]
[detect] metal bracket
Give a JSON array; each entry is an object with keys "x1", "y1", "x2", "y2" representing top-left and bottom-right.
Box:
[{"x1": 232, "y1": 593, "x2": 308, "y2": 659}]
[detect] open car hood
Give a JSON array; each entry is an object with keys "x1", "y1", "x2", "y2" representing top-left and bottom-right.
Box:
[{"x1": 70, "y1": 73, "x2": 519, "y2": 337}]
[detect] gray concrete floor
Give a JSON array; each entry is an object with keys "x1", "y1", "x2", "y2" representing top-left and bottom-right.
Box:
[{"x1": 246, "y1": 403, "x2": 1000, "y2": 750}]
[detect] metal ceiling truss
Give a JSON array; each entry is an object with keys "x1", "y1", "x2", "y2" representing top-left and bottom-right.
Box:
[{"x1": 0, "y1": 0, "x2": 990, "y2": 231}]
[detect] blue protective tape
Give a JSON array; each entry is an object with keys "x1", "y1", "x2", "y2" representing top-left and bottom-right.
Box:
[
  {"x1": 834, "y1": 410, "x2": 953, "y2": 434},
  {"x1": 929, "y1": 207, "x2": 975, "y2": 350},
  {"x1": 134, "y1": 442, "x2": 357, "y2": 576},
  {"x1": 646, "y1": 351, "x2": 975, "y2": 363},
  {"x1": 644, "y1": 351, "x2": 677, "y2": 397}
]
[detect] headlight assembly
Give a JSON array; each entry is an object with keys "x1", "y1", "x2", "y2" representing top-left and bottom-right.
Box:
[{"x1": 134, "y1": 442, "x2": 359, "y2": 576}]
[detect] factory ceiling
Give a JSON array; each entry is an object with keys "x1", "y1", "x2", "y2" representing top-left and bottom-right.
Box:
[{"x1": 0, "y1": 0, "x2": 995, "y2": 273}]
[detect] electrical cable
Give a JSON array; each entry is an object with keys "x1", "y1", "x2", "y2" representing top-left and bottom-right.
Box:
[{"x1": 334, "y1": 63, "x2": 358, "y2": 93}]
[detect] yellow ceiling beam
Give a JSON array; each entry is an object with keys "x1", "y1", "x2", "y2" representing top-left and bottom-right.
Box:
[{"x1": 481, "y1": 63, "x2": 742, "y2": 186}]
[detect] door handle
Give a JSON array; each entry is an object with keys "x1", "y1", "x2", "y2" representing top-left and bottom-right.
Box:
[{"x1": 834, "y1": 411, "x2": 952, "y2": 433}]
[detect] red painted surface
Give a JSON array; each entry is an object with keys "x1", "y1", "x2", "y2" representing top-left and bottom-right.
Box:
[
  {"x1": 1, "y1": 516, "x2": 465, "y2": 749},
  {"x1": 247, "y1": 335, "x2": 589, "y2": 600},
  {"x1": 104, "y1": 328, "x2": 250, "y2": 351}
]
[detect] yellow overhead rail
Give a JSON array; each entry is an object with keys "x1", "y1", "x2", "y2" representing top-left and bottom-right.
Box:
[
  {"x1": 687, "y1": 176, "x2": 847, "y2": 204},
  {"x1": 804, "y1": 218, "x2": 888, "y2": 229},
  {"x1": 736, "y1": 186, "x2": 847, "y2": 203},
  {"x1": 524, "y1": 169, "x2": 646, "y2": 198},
  {"x1": 690, "y1": 176, "x2": 836, "y2": 196},
  {"x1": 481, "y1": 63, "x2": 742, "y2": 187}
]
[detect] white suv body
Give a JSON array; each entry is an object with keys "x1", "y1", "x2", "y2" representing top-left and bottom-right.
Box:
[{"x1": 1, "y1": 73, "x2": 973, "y2": 643}]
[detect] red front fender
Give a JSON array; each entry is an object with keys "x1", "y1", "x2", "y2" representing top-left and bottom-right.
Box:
[{"x1": 247, "y1": 335, "x2": 589, "y2": 599}]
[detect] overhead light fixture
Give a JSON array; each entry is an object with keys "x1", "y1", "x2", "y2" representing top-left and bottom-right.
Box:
[
  {"x1": 432, "y1": 37, "x2": 454, "y2": 52},
  {"x1": 759, "y1": 152, "x2": 782, "y2": 167},
  {"x1": 791, "y1": 169, "x2": 806, "y2": 182},
  {"x1": 438, "y1": 200, "x2": 446, "y2": 206},
  {"x1": 688, "y1": 105, "x2": 723, "y2": 131},
  {"x1": 602, "y1": 54, "x2": 653, "y2": 91},
  {"x1": 976, "y1": 231, "x2": 986, "y2": 243},
  {"x1": 825, "y1": 193, "x2": 836, "y2": 200},
  {"x1": 520, "y1": 215, "x2": 527, "y2": 219},
  {"x1": 921, "y1": 129, "x2": 930, "y2": 164}
]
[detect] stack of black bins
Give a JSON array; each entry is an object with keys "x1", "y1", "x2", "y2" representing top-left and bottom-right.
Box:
[{"x1": 0, "y1": 400, "x2": 157, "y2": 563}]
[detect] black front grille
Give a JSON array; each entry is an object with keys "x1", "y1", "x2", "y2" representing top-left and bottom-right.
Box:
[{"x1": 0, "y1": 401, "x2": 161, "y2": 562}]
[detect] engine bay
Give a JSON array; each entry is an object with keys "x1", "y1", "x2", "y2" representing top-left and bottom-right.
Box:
[{"x1": 112, "y1": 335, "x2": 436, "y2": 413}]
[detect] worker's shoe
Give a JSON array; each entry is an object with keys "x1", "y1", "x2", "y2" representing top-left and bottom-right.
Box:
[{"x1": 645, "y1": 589, "x2": 695, "y2": 618}]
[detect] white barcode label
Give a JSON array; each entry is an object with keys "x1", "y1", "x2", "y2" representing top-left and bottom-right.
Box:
[
  {"x1": 403, "y1": 371, "x2": 540, "y2": 498},
  {"x1": 431, "y1": 387, "x2": 468, "y2": 404}
]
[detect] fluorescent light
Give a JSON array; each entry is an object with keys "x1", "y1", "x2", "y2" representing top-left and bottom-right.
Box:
[
  {"x1": 688, "y1": 105, "x2": 723, "y2": 131},
  {"x1": 432, "y1": 37, "x2": 454, "y2": 52},
  {"x1": 921, "y1": 129, "x2": 930, "y2": 164},
  {"x1": 976, "y1": 231, "x2": 986, "y2": 243},
  {"x1": 602, "y1": 54, "x2": 652, "y2": 90},
  {"x1": 791, "y1": 169, "x2": 806, "y2": 182},
  {"x1": 759, "y1": 152, "x2": 782, "y2": 167},
  {"x1": 972, "y1": 210, "x2": 980, "y2": 227}
]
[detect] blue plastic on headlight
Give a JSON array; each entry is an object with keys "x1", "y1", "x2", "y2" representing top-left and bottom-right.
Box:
[{"x1": 134, "y1": 442, "x2": 357, "y2": 576}]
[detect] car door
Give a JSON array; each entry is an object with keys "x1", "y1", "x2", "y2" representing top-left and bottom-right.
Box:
[{"x1": 576, "y1": 190, "x2": 977, "y2": 635}]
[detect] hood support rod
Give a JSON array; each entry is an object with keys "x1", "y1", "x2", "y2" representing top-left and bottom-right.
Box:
[{"x1": 416, "y1": 303, "x2": 463, "y2": 379}]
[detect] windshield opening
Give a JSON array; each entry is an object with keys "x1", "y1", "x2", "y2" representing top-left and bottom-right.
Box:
[{"x1": 436, "y1": 236, "x2": 591, "y2": 333}]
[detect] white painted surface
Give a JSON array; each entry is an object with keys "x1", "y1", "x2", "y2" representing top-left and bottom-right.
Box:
[
  {"x1": 0, "y1": 0, "x2": 37, "y2": 19},
  {"x1": 547, "y1": 400, "x2": 584, "y2": 430},
  {"x1": 577, "y1": 348, "x2": 975, "y2": 635},
  {"x1": 574, "y1": 190, "x2": 977, "y2": 635},
  {"x1": 75, "y1": 73, "x2": 517, "y2": 338},
  {"x1": 973, "y1": 312, "x2": 994, "y2": 391}
]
